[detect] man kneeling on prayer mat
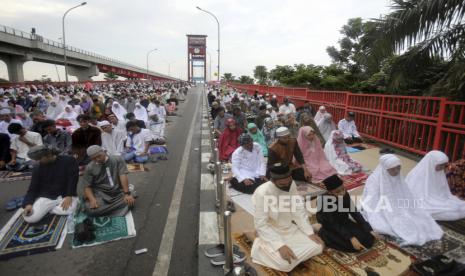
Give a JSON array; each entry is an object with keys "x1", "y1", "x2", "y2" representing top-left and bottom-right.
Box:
[
  {"x1": 82, "y1": 145, "x2": 135, "y2": 217},
  {"x1": 22, "y1": 145, "x2": 79, "y2": 223},
  {"x1": 316, "y1": 174, "x2": 377, "y2": 252},
  {"x1": 251, "y1": 164, "x2": 324, "y2": 272}
]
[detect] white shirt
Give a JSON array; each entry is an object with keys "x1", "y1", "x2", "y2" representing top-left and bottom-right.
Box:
[
  {"x1": 150, "y1": 105, "x2": 167, "y2": 120},
  {"x1": 10, "y1": 131, "x2": 43, "y2": 160},
  {"x1": 126, "y1": 128, "x2": 152, "y2": 154},
  {"x1": 101, "y1": 129, "x2": 126, "y2": 156},
  {"x1": 279, "y1": 103, "x2": 296, "y2": 115},
  {"x1": 231, "y1": 143, "x2": 266, "y2": 182},
  {"x1": 337, "y1": 119, "x2": 360, "y2": 139}
]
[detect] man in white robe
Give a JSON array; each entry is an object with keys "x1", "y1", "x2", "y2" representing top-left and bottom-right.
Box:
[
  {"x1": 406, "y1": 150, "x2": 465, "y2": 221},
  {"x1": 362, "y1": 154, "x2": 443, "y2": 246},
  {"x1": 337, "y1": 112, "x2": 362, "y2": 144},
  {"x1": 251, "y1": 164, "x2": 324, "y2": 272},
  {"x1": 98, "y1": 120, "x2": 125, "y2": 156}
]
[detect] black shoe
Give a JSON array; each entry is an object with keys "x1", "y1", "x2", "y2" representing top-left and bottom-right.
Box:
[{"x1": 204, "y1": 244, "x2": 241, "y2": 258}]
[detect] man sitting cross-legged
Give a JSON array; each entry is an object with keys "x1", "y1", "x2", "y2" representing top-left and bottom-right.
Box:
[
  {"x1": 316, "y1": 174, "x2": 377, "y2": 252},
  {"x1": 82, "y1": 145, "x2": 135, "y2": 217},
  {"x1": 22, "y1": 145, "x2": 79, "y2": 223},
  {"x1": 251, "y1": 163, "x2": 324, "y2": 272}
]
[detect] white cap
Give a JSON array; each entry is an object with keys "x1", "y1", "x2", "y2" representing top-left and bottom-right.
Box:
[
  {"x1": 275, "y1": 127, "x2": 290, "y2": 137},
  {"x1": 97, "y1": 120, "x2": 111, "y2": 127}
]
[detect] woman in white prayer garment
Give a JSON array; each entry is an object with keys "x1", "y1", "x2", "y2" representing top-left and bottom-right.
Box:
[
  {"x1": 56, "y1": 105, "x2": 79, "y2": 127},
  {"x1": 134, "y1": 103, "x2": 148, "y2": 123},
  {"x1": 362, "y1": 154, "x2": 443, "y2": 246},
  {"x1": 46, "y1": 101, "x2": 63, "y2": 120},
  {"x1": 111, "y1": 102, "x2": 127, "y2": 122},
  {"x1": 405, "y1": 150, "x2": 465, "y2": 221}
]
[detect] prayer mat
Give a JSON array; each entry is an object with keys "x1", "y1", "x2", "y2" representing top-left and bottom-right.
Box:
[
  {"x1": 0, "y1": 170, "x2": 32, "y2": 183},
  {"x1": 295, "y1": 182, "x2": 327, "y2": 199},
  {"x1": 0, "y1": 209, "x2": 67, "y2": 260},
  {"x1": 439, "y1": 219, "x2": 465, "y2": 236},
  {"x1": 149, "y1": 145, "x2": 168, "y2": 155},
  {"x1": 385, "y1": 226, "x2": 465, "y2": 264},
  {"x1": 71, "y1": 211, "x2": 136, "y2": 248},
  {"x1": 346, "y1": 147, "x2": 362, "y2": 153},
  {"x1": 233, "y1": 233, "x2": 415, "y2": 276},
  {"x1": 349, "y1": 143, "x2": 377, "y2": 150},
  {"x1": 127, "y1": 163, "x2": 147, "y2": 173},
  {"x1": 339, "y1": 173, "x2": 368, "y2": 191}
]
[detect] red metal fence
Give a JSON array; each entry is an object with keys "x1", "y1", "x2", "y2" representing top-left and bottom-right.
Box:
[{"x1": 228, "y1": 83, "x2": 465, "y2": 161}]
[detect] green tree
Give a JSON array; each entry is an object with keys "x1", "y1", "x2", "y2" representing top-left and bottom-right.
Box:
[
  {"x1": 253, "y1": 65, "x2": 268, "y2": 84},
  {"x1": 221, "y1": 73, "x2": 236, "y2": 82},
  {"x1": 238, "y1": 75, "x2": 254, "y2": 84},
  {"x1": 374, "y1": 0, "x2": 465, "y2": 99},
  {"x1": 104, "y1": 71, "x2": 118, "y2": 80}
]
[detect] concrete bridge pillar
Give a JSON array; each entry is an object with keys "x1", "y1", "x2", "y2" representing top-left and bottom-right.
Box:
[
  {"x1": 67, "y1": 64, "x2": 99, "y2": 81},
  {"x1": 0, "y1": 55, "x2": 30, "y2": 82}
]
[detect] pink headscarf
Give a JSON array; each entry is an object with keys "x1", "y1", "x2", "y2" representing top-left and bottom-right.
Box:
[{"x1": 297, "y1": 126, "x2": 337, "y2": 182}]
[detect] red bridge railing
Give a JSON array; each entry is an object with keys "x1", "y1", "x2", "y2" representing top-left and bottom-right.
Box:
[{"x1": 228, "y1": 83, "x2": 465, "y2": 161}]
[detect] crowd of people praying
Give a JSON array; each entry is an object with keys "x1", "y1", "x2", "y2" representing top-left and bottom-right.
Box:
[
  {"x1": 0, "y1": 80, "x2": 190, "y2": 223},
  {"x1": 207, "y1": 85, "x2": 465, "y2": 272}
]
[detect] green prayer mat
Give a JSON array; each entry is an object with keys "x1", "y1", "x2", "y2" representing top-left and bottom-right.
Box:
[{"x1": 71, "y1": 210, "x2": 136, "y2": 248}]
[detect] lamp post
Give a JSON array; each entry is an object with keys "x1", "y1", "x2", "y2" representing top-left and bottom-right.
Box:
[
  {"x1": 62, "y1": 2, "x2": 87, "y2": 88},
  {"x1": 196, "y1": 6, "x2": 220, "y2": 83},
  {"x1": 146, "y1": 48, "x2": 158, "y2": 80}
]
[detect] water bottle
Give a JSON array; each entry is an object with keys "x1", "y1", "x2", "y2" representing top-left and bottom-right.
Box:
[{"x1": 67, "y1": 213, "x2": 75, "y2": 234}]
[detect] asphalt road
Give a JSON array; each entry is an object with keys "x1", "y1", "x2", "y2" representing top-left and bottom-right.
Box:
[{"x1": 0, "y1": 86, "x2": 203, "y2": 276}]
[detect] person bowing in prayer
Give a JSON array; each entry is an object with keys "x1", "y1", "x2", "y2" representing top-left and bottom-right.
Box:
[
  {"x1": 82, "y1": 145, "x2": 135, "y2": 217},
  {"x1": 22, "y1": 145, "x2": 79, "y2": 223},
  {"x1": 230, "y1": 133, "x2": 267, "y2": 194},
  {"x1": 251, "y1": 164, "x2": 324, "y2": 272},
  {"x1": 267, "y1": 127, "x2": 311, "y2": 182},
  {"x1": 406, "y1": 150, "x2": 465, "y2": 221},
  {"x1": 362, "y1": 154, "x2": 443, "y2": 246},
  {"x1": 316, "y1": 175, "x2": 377, "y2": 252}
]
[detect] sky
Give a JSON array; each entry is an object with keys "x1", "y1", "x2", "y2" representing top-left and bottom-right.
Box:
[{"x1": 0, "y1": 0, "x2": 392, "y2": 81}]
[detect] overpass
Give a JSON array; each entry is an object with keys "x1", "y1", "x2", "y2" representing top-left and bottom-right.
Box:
[{"x1": 0, "y1": 24, "x2": 177, "y2": 82}]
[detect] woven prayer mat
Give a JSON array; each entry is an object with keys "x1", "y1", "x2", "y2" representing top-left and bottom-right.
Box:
[
  {"x1": 126, "y1": 163, "x2": 147, "y2": 173},
  {"x1": 71, "y1": 211, "x2": 136, "y2": 248},
  {"x1": 439, "y1": 218, "x2": 465, "y2": 236},
  {"x1": 0, "y1": 209, "x2": 67, "y2": 260},
  {"x1": 349, "y1": 143, "x2": 377, "y2": 150},
  {"x1": 385, "y1": 226, "x2": 465, "y2": 264},
  {"x1": 295, "y1": 182, "x2": 327, "y2": 199},
  {"x1": 234, "y1": 233, "x2": 415, "y2": 276},
  {"x1": 311, "y1": 172, "x2": 368, "y2": 192},
  {"x1": 0, "y1": 170, "x2": 32, "y2": 183}
]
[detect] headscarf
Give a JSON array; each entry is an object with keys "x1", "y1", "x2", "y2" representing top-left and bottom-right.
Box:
[
  {"x1": 362, "y1": 154, "x2": 443, "y2": 245},
  {"x1": 134, "y1": 103, "x2": 148, "y2": 122},
  {"x1": 405, "y1": 151, "x2": 465, "y2": 220},
  {"x1": 218, "y1": 118, "x2": 242, "y2": 161},
  {"x1": 317, "y1": 113, "x2": 336, "y2": 141},
  {"x1": 56, "y1": 105, "x2": 78, "y2": 124},
  {"x1": 111, "y1": 102, "x2": 127, "y2": 122},
  {"x1": 323, "y1": 130, "x2": 362, "y2": 175},
  {"x1": 247, "y1": 122, "x2": 267, "y2": 156},
  {"x1": 314, "y1": 106, "x2": 326, "y2": 125},
  {"x1": 297, "y1": 126, "x2": 337, "y2": 182},
  {"x1": 46, "y1": 101, "x2": 63, "y2": 120},
  {"x1": 262, "y1": 117, "x2": 276, "y2": 146}
]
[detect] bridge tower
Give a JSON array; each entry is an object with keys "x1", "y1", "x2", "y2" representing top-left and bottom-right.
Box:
[{"x1": 186, "y1": 34, "x2": 207, "y2": 83}]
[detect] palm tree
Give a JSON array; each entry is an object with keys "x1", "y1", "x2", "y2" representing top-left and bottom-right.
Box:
[{"x1": 374, "y1": 0, "x2": 465, "y2": 98}]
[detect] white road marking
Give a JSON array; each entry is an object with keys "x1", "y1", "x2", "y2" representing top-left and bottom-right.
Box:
[
  {"x1": 198, "y1": 212, "x2": 220, "y2": 245},
  {"x1": 201, "y1": 173, "x2": 215, "y2": 190},
  {"x1": 201, "y1": 152, "x2": 210, "y2": 163},
  {"x1": 201, "y1": 139, "x2": 210, "y2": 146},
  {"x1": 152, "y1": 91, "x2": 201, "y2": 276}
]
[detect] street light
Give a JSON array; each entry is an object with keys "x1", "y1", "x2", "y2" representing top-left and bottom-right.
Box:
[
  {"x1": 163, "y1": 60, "x2": 174, "y2": 76},
  {"x1": 146, "y1": 48, "x2": 158, "y2": 80},
  {"x1": 196, "y1": 6, "x2": 220, "y2": 82},
  {"x1": 62, "y1": 1, "x2": 87, "y2": 88}
]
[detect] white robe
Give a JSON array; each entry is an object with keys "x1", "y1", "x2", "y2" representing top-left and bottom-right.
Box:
[
  {"x1": 134, "y1": 103, "x2": 148, "y2": 123},
  {"x1": 111, "y1": 102, "x2": 127, "y2": 122},
  {"x1": 231, "y1": 143, "x2": 266, "y2": 182},
  {"x1": 317, "y1": 113, "x2": 336, "y2": 142},
  {"x1": 46, "y1": 103, "x2": 63, "y2": 120},
  {"x1": 405, "y1": 150, "x2": 465, "y2": 221},
  {"x1": 337, "y1": 119, "x2": 360, "y2": 139},
  {"x1": 362, "y1": 154, "x2": 443, "y2": 246},
  {"x1": 101, "y1": 129, "x2": 126, "y2": 156},
  {"x1": 323, "y1": 131, "x2": 351, "y2": 175},
  {"x1": 56, "y1": 105, "x2": 79, "y2": 127},
  {"x1": 251, "y1": 181, "x2": 323, "y2": 272}
]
